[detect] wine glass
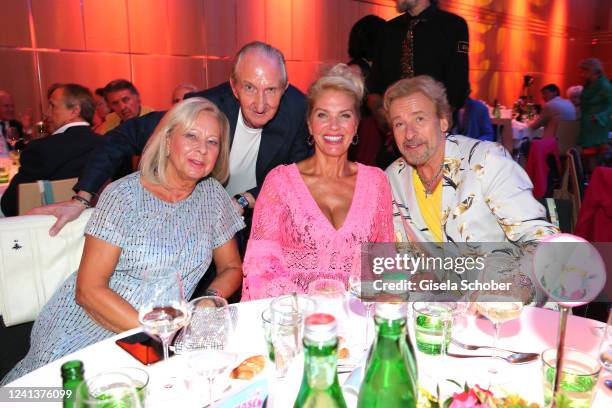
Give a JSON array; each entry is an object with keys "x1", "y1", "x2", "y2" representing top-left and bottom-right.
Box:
[
  {"x1": 177, "y1": 295, "x2": 233, "y2": 352},
  {"x1": 186, "y1": 349, "x2": 236, "y2": 405},
  {"x1": 138, "y1": 267, "x2": 191, "y2": 361},
  {"x1": 178, "y1": 296, "x2": 235, "y2": 405},
  {"x1": 599, "y1": 308, "x2": 612, "y2": 372},
  {"x1": 5, "y1": 127, "x2": 21, "y2": 149},
  {"x1": 475, "y1": 295, "x2": 523, "y2": 375},
  {"x1": 348, "y1": 275, "x2": 378, "y2": 351}
]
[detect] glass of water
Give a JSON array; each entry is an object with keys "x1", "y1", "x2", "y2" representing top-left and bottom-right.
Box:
[
  {"x1": 269, "y1": 294, "x2": 316, "y2": 378},
  {"x1": 541, "y1": 347, "x2": 601, "y2": 408},
  {"x1": 412, "y1": 302, "x2": 456, "y2": 356}
]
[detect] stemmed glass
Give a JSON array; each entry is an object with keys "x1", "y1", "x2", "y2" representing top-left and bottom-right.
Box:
[
  {"x1": 348, "y1": 275, "x2": 378, "y2": 351},
  {"x1": 138, "y1": 267, "x2": 191, "y2": 361},
  {"x1": 5, "y1": 127, "x2": 21, "y2": 149},
  {"x1": 598, "y1": 308, "x2": 612, "y2": 372},
  {"x1": 475, "y1": 295, "x2": 523, "y2": 375},
  {"x1": 177, "y1": 295, "x2": 235, "y2": 405}
]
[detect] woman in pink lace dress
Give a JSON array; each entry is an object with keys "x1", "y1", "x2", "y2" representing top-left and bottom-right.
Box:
[{"x1": 242, "y1": 64, "x2": 394, "y2": 300}]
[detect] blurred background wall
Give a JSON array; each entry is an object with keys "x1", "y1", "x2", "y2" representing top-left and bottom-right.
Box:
[{"x1": 0, "y1": 0, "x2": 610, "y2": 122}]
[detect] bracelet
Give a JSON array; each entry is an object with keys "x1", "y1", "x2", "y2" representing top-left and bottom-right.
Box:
[
  {"x1": 71, "y1": 195, "x2": 91, "y2": 208},
  {"x1": 205, "y1": 288, "x2": 221, "y2": 297}
]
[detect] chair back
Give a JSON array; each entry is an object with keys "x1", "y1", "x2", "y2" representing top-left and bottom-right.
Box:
[
  {"x1": 18, "y1": 177, "x2": 78, "y2": 215},
  {"x1": 555, "y1": 120, "x2": 579, "y2": 155},
  {"x1": 0, "y1": 209, "x2": 93, "y2": 326}
]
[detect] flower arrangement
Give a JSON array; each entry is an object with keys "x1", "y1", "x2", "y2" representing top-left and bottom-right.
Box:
[{"x1": 417, "y1": 383, "x2": 540, "y2": 408}]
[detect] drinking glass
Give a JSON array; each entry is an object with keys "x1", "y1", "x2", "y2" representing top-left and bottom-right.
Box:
[
  {"x1": 475, "y1": 295, "x2": 523, "y2": 375},
  {"x1": 348, "y1": 275, "x2": 378, "y2": 350},
  {"x1": 138, "y1": 267, "x2": 191, "y2": 361},
  {"x1": 269, "y1": 294, "x2": 316, "y2": 378},
  {"x1": 177, "y1": 295, "x2": 232, "y2": 352},
  {"x1": 599, "y1": 309, "x2": 612, "y2": 372},
  {"x1": 412, "y1": 302, "x2": 456, "y2": 356},
  {"x1": 77, "y1": 372, "x2": 142, "y2": 408},
  {"x1": 542, "y1": 348, "x2": 601, "y2": 408},
  {"x1": 187, "y1": 350, "x2": 236, "y2": 406},
  {"x1": 5, "y1": 127, "x2": 20, "y2": 149},
  {"x1": 261, "y1": 307, "x2": 275, "y2": 362},
  {"x1": 308, "y1": 278, "x2": 348, "y2": 333}
]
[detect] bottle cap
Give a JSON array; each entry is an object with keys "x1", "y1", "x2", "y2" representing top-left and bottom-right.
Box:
[
  {"x1": 304, "y1": 313, "x2": 337, "y2": 342},
  {"x1": 61, "y1": 360, "x2": 84, "y2": 380},
  {"x1": 375, "y1": 301, "x2": 407, "y2": 320}
]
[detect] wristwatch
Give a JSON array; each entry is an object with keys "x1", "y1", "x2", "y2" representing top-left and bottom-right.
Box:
[{"x1": 233, "y1": 194, "x2": 249, "y2": 210}]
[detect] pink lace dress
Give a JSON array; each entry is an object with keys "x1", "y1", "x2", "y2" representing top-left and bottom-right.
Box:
[{"x1": 242, "y1": 163, "x2": 394, "y2": 300}]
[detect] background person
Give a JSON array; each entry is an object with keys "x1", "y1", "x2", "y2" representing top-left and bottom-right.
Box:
[
  {"x1": 2, "y1": 97, "x2": 244, "y2": 383},
  {"x1": 1, "y1": 84, "x2": 100, "y2": 216}
]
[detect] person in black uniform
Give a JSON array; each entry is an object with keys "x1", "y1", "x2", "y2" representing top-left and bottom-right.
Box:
[{"x1": 367, "y1": 0, "x2": 470, "y2": 135}]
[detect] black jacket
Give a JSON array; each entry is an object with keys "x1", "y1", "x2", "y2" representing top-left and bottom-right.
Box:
[
  {"x1": 75, "y1": 82, "x2": 312, "y2": 199},
  {"x1": 368, "y1": 4, "x2": 470, "y2": 110},
  {"x1": 1, "y1": 125, "x2": 101, "y2": 216}
]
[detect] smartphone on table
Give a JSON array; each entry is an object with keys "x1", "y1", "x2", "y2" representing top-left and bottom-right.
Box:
[{"x1": 115, "y1": 332, "x2": 174, "y2": 365}]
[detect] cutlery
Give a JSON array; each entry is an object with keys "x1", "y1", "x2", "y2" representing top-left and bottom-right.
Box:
[
  {"x1": 452, "y1": 338, "x2": 526, "y2": 354},
  {"x1": 446, "y1": 352, "x2": 540, "y2": 364}
]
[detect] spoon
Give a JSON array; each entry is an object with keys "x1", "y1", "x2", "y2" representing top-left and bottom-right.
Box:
[{"x1": 446, "y1": 352, "x2": 540, "y2": 364}]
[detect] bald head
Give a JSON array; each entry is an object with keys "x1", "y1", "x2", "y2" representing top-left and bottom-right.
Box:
[
  {"x1": 229, "y1": 42, "x2": 289, "y2": 129},
  {"x1": 0, "y1": 91, "x2": 15, "y2": 121}
]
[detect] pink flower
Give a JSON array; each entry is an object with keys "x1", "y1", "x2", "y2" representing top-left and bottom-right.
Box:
[{"x1": 449, "y1": 386, "x2": 494, "y2": 408}]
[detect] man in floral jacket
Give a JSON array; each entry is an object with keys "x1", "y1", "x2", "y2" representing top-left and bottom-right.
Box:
[{"x1": 383, "y1": 75, "x2": 558, "y2": 246}]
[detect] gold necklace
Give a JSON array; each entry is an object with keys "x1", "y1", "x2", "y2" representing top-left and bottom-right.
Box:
[{"x1": 416, "y1": 164, "x2": 444, "y2": 197}]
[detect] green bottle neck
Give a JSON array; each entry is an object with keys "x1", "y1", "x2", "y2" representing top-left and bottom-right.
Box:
[
  {"x1": 375, "y1": 316, "x2": 406, "y2": 340},
  {"x1": 302, "y1": 338, "x2": 342, "y2": 390}
]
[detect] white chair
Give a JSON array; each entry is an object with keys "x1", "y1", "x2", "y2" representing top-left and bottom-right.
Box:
[{"x1": 0, "y1": 209, "x2": 93, "y2": 326}]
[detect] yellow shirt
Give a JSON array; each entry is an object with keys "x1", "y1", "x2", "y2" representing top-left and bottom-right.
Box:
[{"x1": 412, "y1": 169, "x2": 443, "y2": 242}]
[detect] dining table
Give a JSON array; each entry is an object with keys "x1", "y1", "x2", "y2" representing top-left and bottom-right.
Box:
[{"x1": 1, "y1": 298, "x2": 610, "y2": 407}]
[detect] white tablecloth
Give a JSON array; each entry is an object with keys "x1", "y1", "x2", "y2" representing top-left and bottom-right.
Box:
[{"x1": 2, "y1": 300, "x2": 611, "y2": 407}]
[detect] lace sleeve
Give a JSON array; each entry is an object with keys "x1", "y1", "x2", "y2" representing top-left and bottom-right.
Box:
[
  {"x1": 242, "y1": 168, "x2": 287, "y2": 300},
  {"x1": 374, "y1": 171, "x2": 396, "y2": 243}
]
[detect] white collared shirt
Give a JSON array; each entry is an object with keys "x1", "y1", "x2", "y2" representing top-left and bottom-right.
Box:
[{"x1": 51, "y1": 121, "x2": 90, "y2": 135}]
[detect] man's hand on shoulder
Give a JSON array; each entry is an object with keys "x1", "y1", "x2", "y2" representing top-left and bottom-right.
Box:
[{"x1": 27, "y1": 192, "x2": 92, "y2": 236}]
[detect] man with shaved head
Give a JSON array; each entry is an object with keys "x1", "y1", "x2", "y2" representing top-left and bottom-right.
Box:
[{"x1": 32, "y1": 42, "x2": 311, "y2": 245}]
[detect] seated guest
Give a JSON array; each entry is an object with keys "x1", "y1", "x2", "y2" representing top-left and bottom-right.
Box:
[
  {"x1": 528, "y1": 83, "x2": 576, "y2": 138},
  {"x1": 1, "y1": 98, "x2": 244, "y2": 383},
  {"x1": 30, "y1": 42, "x2": 310, "y2": 244},
  {"x1": 451, "y1": 95, "x2": 494, "y2": 141},
  {"x1": 241, "y1": 64, "x2": 394, "y2": 300},
  {"x1": 97, "y1": 79, "x2": 153, "y2": 134},
  {"x1": 98, "y1": 79, "x2": 153, "y2": 179},
  {"x1": 172, "y1": 83, "x2": 197, "y2": 105},
  {"x1": 92, "y1": 87, "x2": 111, "y2": 134},
  {"x1": 384, "y1": 76, "x2": 558, "y2": 244},
  {"x1": 1, "y1": 84, "x2": 101, "y2": 216},
  {"x1": 578, "y1": 58, "x2": 612, "y2": 172},
  {"x1": 566, "y1": 85, "x2": 583, "y2": 118}
]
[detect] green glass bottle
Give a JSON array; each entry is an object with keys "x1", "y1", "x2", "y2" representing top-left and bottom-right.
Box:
[
  {"x1": 294, "y1": 313, "x2": 347, "y2": 408},
  {"x1": 357, "y1": 302, "x2": 418, "y2": 408},
  {"x1": 61, "y1": 360, "x2": 88, "y2": 408}
]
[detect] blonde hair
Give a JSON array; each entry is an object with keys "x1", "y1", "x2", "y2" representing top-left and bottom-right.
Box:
[
  {"x1": 383, "y1": 75, "x2": 452, "y2": 126},
  {"x1": 307, "y1": 63, "x2": 365, "y2": 118},
  {"x1": 139, "y1": 97, "x2": 230, "y2": 186}
]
